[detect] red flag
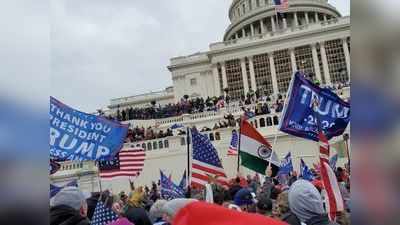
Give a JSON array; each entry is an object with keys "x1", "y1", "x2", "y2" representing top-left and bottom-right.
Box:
[
  {"x1": 318, "y1": 131, "x2": 344, "y2": 221},
  {"x1": 173, "y1": 201, "x2": 286, "y2": 225}
]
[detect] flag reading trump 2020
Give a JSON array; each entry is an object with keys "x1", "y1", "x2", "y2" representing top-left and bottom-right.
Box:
[
  {"x1": 279, "y1": 72, "x2": 350, "y2": 142},
  {"x1": 50, "y1": 97, "x2": 128, "y2": 161}
]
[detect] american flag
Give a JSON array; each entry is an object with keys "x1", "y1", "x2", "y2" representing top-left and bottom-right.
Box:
[
  {"x1": 191, "y1": 129, "x2": 228, "y2": 188},
  {"x1": 318, "y1": 131, "x2": 344, "y2": 221},
  {"x1": 91, "y1": 201, "x2": 119, "y2": 225},
  {"x1": 227, "y1": 130, "x2": 238, "y2": 156},
  {"x1": 160, "y1": 170, "x2": 185, "y2": 200},
  {"x1": 98, "y1": 148, "x2": 146, "y2": 179},
  {"x1": 273, "y1": 0, "x2": 289, "y2": 13}
]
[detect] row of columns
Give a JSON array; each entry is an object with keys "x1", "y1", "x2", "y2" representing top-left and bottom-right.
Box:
[
  {"x1": 213, "y1": 38, "x2": 350, "y2": 96},
  {"x1": 236, "y1": 11, "x2": 330, "y2": 39}
]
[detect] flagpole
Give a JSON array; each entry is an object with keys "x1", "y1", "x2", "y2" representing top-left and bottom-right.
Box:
[
  {"x1": 237, "y1": 118, "x2": 242, "y2": 173},
  {"x1": 265, "y1": 71, "x2": 297, "y2": 176},
  {"x1": 343, "y1": 133, "x2": 350, "y2": 171},
  {"x1": 186, "y1": 126, "x2": 191, "y2": 198},
  {"x1": 96, "y1": 162, "x2": 103, "y2": 192}
]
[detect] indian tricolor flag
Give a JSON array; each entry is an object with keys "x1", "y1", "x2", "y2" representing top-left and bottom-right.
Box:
[{"x1": 239, "y1": 120, "x2": 280, "y2": 174}]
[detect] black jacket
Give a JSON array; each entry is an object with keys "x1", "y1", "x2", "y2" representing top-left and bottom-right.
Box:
[
  {"x1": 50, "y1": 205, "x2": 90, "y2": 225},
  {"x1": 281, "y1": 211, "x2": 301, "y2": 225},
  {"x1": 306, "y1": 214, "x2": 340, "y2": 225},
  {"x1": 123, "y1": 206, "x2": 152, "y2": 225}
]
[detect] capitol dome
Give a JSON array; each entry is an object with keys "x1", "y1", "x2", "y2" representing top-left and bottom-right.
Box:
[{"x1": 224, "y1": 0, "x2": 341, "y2": 41}]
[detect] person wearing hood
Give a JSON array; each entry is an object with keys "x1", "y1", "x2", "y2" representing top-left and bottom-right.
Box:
[
  {"x1": 123, "y1": 187, "x2": 152, "y2": 225},
  {"x1": 149, "y1": 200, "x2": 168, "y2": 225},
  {"x1": 289, "y1": 180, "x2": 339, "y2": 225},
  {"x1": 50, "y1": 186, "x2": 90, "y2": 225}
]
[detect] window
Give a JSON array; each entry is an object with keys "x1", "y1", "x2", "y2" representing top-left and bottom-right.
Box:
[
  {"x1": 274, "y1": 49, "x2": 293, "y2": 93},
  {"x1": 295, "y1": 45, "x2": 316, "y2": 80},
  {"x1": 153, "y1": 142, "x2": 158, "y2": 150},
  {"x1": 147, "y1": 142, "x2": 152, "y2": 150},
  {"x1": 164, "y1": 140, "x2": 169, "y2": 148},
  {"x1": 142, "y1": 143, "x2": 146, "y2": 150},
  {"x1": 159, "y1": 141, "x2": 164, "y2": 149},
  {"x1": 190, "y1": 78, "x2": 197, "y2": 86},
  {"x1": 225, "y1": 59, "x2": 244, "y2": 100},
  {"x1": 273, "y1": 116, "x2": 279, "y2": 125},
  {"x1": 215, "y1": 132, "x2": 221, "y2": 140},
  {"x1": 80, "y1": 163, "x2": 83, "y2": 168},
  {"x1": 254, "y1": 120, "x2": 258, "y2": 128},
  {"x1": 260, "y1": 118, "x2": 266, "y2": 127},
  {"x1": 73, "y1": 164, "x2": 76, "y2": 169},
  {"x1": 242, "y1": 4, "x2": 246, "y2": 14},
  {"x1": 209, "y1": 133, "x2": 215, "y2": 141},
  {"x1": 248, "y1": 0, "x2": 252, "y2": 10},
  {"x1": 267, "y1": 117, "x2": 273, "y2": 126},
  {"x1": 180, "y1": 137, "x2": 186, "y2": 146},
  {"x1": 325, "y1": 39, "x2": 349, "y2": 84},
  {"x1": 253, "y1": 53, "x2": 273, "y2": 95},
  {"x1": 256, "y1": 0, "x2": 260, "y2": 7}
]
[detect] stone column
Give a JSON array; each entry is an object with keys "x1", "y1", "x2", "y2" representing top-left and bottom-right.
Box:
[
  {"x1": 305, "y1": 12, "x2": 309, "y2": 24},
  {"x1": 323, "y1": 14, "x2": 327, "y2": 22},
  {"x1": 290, "y1": 48, "x2": 297, "y2": 72},
  {"x1": 294, "y1": 12, "x2": 299, "y2": 27},
  {"x1": 260, "y1": 19, "x2": 265, "y2": 34},
  {"x1": 271, "y1": 16, "x2": 276, "y2": 32},
  {"x1": 342, "y1": 38, "x2": 351, "y2": 78},
  {"x1": 283, "y1": 17, "x2": 287, "y2": 29},
  {"x1": 242, "y1": 28, "x2": 246, "y2": 38},
  {"x1": 320, "y1": 42, "x2": 332, "y2": 85},
  {"x1": 235, "y1": 33, "x2": 239, "y2": 39},
  {"x1": 248, "y1": 56, "x2": 257, "y2": 91},
  {"x1": 250, "y1": 23, "x2": 255, "y2": 36},
  {"x1": 269, "y1": 53, "x2": 279, "y2": 95},
  {"x1": 212, "y1": 65, "x2": 221, "y2": 97},
  {"x1": 311, "y1": 43, "x2": 322, "y2": 82},
  {"x1": 240, "y1": 58, "x2": 250, "y2": 95},
  {"x1": 314, "y1": 12, "x2": 319, "y2": 23},
  {"x1": 221, "y1": 62, "x2": 228, "y2": 89}
]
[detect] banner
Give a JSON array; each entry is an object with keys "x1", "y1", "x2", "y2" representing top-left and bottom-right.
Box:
[
  {"x1": 50, "y1": 97, "x2": 128, "y2": 161},
  {"x1": 279, "y1": 72, "x2": 350, "y2": 141}
]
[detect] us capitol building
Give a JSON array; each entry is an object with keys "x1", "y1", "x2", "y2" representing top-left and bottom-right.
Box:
[{"x1": 51, "y1": 0, "x2": 350, "y2": 193}]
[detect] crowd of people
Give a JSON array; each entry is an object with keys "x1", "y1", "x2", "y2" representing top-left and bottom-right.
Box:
[
  {"x1": 125, "y1": 126, "x2": 174, "y2": 143},
  {"x1": 50, "y1": 165, "x2": 350, "y2": 225}
]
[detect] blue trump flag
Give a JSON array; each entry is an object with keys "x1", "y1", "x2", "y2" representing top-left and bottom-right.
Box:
[
  {"x1": 50, "y1": 97, "x2": 128, "y2": 161},
  {"x1": 277, "y1": 152, "x2": 293, "y2": 176},
  {"x1": 160, "y1": 170, "x2": 185, "y2": 200},
  {"x1": 279, "y1": 72, "x2": 350, "y2": 142},
  {"x1": 300, "y1": 159, "x2": 314, "y2": 181},
  {"x1": 50, "y1": 180, "x2": 78, "y2": 198}
]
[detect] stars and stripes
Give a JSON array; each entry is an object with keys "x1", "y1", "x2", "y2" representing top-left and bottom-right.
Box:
[
  {"x1": 191, "y1": 128, "x2": 228, "y2": 188},
  {"x1": 318, "y1": 131, "x2": 344, "y2": 221},
  {"x1": 160, "y1": 170, "x2": 185, "y2": 200},
  {"x1": 273, "y1": 0, "x2": 289, "y2": 13},
  {"x1": 227, "y1": 130, "x2": 239, "y2": 156},
  {"x1": 99, "y1": 147, "x2": 145, "y2": 179},
  {"x1": 91, "y1": 201, "x2": 119, "y2": 225}
]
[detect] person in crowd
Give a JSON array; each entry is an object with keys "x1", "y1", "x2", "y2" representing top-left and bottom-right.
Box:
[
  {"x1": 256, "y1": 195, "x2": 273, "y2": 217},
  {"x1": 288, "y1": 171, "x2": 298, "y2": 187},
  {"x1": 229, "y1": 177, "x2": 242, "y2": 199},
  {"x1": 289, "y1": 180, "x2": 339, "y2": 225},
  {"x1": 233, "y1": 188, "x2": 257, "y2": 212},
  {"x1": 162, "y1": 198, "x2": 197, "y2": 224},
  {"x1": 149, "y1": 200, "x2": 168, "y2": 225},
  {"x1": 122, "y1": 187, "x2": 152, "y2": 225},
  {"x1": 50, "y1": 186, "x2": 90, "y2": 225},
  {"x1": 275, "y1": 191, "x2": 301, "y2": 225}
]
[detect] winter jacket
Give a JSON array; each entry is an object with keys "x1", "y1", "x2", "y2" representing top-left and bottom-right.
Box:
[
  {"x1": 281, "y1": 211, "x2": 301, "y2": 225},
  {"x1": 50, "y1": 205, "x2": 90, "y2": 225},
  {"x1": 305, "y1": 214, "x2": 339, "y2": 225},
  {"x1": 123, "y1": 205, "x2": 152, "y2": 225}
]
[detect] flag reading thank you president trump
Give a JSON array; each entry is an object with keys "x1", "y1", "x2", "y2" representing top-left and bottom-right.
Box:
[
  {"x1": 50, "y1": 97, "x2": 128, "y2": 161},
  {"x1": 279, "y1": 72, "x2": 350, "y2": 142}
]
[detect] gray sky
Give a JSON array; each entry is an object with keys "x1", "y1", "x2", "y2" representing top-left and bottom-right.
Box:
[{"x1": 51, "y1": 0, "x2": 350, "y2": 112}]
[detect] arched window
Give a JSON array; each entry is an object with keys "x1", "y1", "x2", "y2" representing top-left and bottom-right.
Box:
[
  {"x1": 159, "y1": 141, "x2": 164, "y2": 149},
  {"x1": 181, "y1": 137, "x2": 186, "y2": 146},
  {"x1": 80, "y1": 163, "x2": 83, "y2": 168},
  {"x1": 153, "y1": 142, "x2": 158, "y2": 150},
  {"x1": 267, "y1": 117, "x2": 273, "y2": 126},
  {"x1": 273, "y1": 116, "x2": 279, "y2": 125},
  {"x1": 147, "y1": 142, "x2": 152, "y2": 151},
  {"x1": 164, "y1": 140, "x2": 169, "y2": 148},
  {"x1": 215, "y1": 132, "x2": 221, "y2": 140},
  {"x1": 209, "y1": 133, "x2": 215, "y2": 141},
  {"x1": 254, "y1": 120, "x2": 258, "y2": 128},
  {"x1": 260, "y1": 118, "x2": 266, "y2": 127},
  {"x1": 142, "y1": 143, "x2": 146, "y2": 150}
]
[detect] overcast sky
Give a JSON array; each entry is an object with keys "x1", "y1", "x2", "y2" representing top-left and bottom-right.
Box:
[{"x1": 51, "y1": 0, "x2": 350, "y2": 112}]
